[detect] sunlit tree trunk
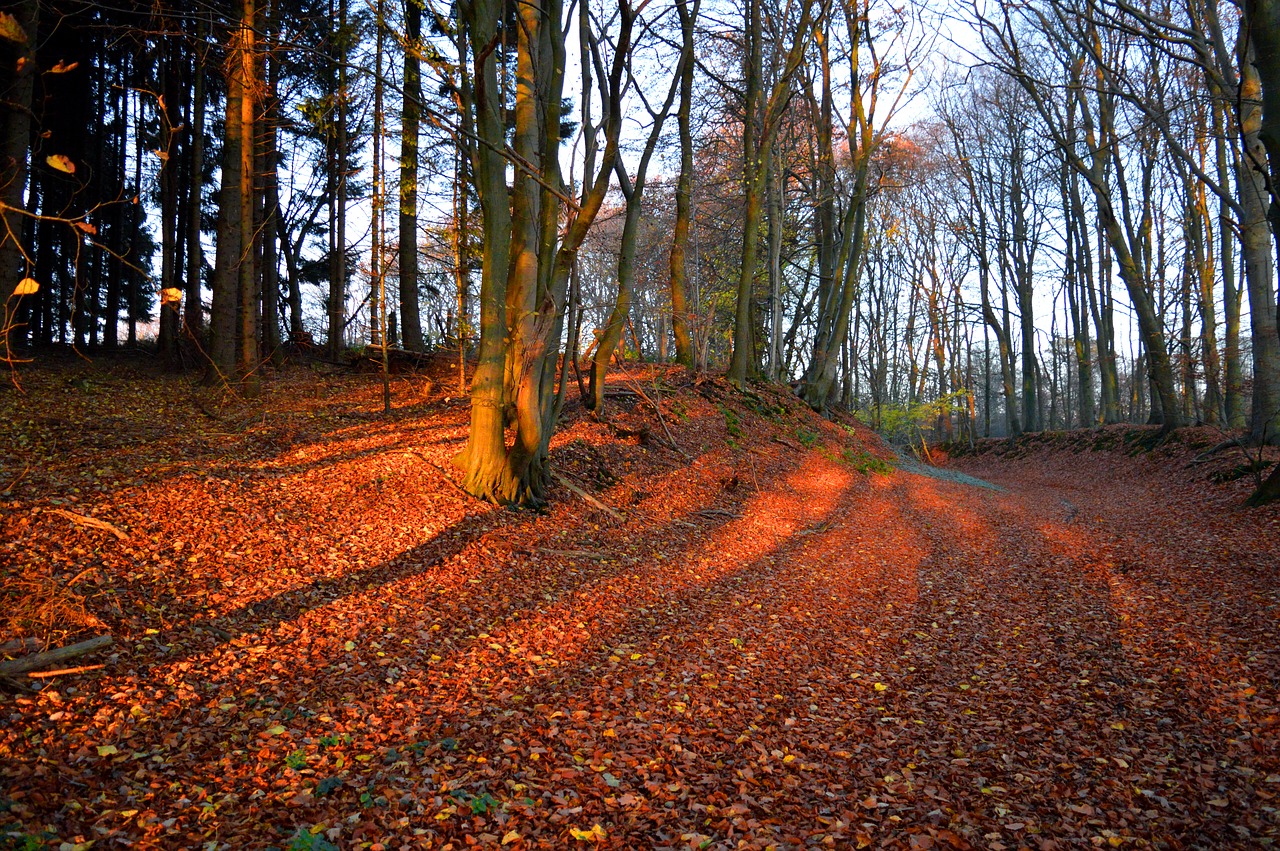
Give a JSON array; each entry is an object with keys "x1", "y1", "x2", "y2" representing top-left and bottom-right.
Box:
[
  {"x1": 237, "y1": 0, "x2": 259, "y2": 394},
  {"x1": 455, "y1": 0, "x2": 629, "y2": 505},
  {"x1": 208, "y1": 1, "x2": 254, "y2": 385}
]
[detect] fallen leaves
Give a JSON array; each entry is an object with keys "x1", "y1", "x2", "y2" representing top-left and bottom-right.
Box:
[{"x1": 1, "y1": 364, "x2": 1278, "y2": 848}]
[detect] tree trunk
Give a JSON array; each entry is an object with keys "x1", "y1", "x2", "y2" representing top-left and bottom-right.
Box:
[
  {"x1": 185, "y1": 20, "x2": 207, "y2": 340},
  {"x1": 208, "y1": 10, "x2": 249, "y2": 385},
  {"x1": 1239, "y1": 38, "x2": 1280, "y2": 444},
  {"x1": 236, "y1": 0, "x2": 259, "y2": 395},
  {"x1": 398, "y1": 0, "x2": 424, "y2": 352},
  {"x1": 668, "y1": 0, "x2": 696, "y2": 368},
  {"x1": 726, "y1": 0, "x2": 765, "y2": 387},
  {"x1": 327, "y1": 0, "x2": 349, "y2": 358}
]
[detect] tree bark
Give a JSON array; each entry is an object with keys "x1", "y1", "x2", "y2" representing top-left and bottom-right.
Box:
[
  {"x1": 398, "y1": 0, "x2": 424, "y2": 352},
  {"x1": 668, "y1": 0, "x2": 696, "y2": 368}
]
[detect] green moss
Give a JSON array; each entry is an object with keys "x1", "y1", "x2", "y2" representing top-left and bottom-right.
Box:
[{"x1": 842, "y1": 448, "x2": 895, "y2": 475}]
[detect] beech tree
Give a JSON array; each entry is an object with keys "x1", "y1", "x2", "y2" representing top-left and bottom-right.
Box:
[{"x1": 451, "y1": 0, "x2": 634, "y2": 504}]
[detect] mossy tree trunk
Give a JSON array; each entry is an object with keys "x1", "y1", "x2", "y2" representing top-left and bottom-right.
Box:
[{"x1": 455, "y1": 0, "x2": 631, "y2": 506}]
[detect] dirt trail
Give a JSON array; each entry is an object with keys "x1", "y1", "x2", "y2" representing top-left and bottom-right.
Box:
[{"x1": 2, "y1": 364, "x2": 1278, "y2": 849}]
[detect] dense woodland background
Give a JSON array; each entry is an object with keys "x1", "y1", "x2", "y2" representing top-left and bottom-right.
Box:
[{"x1": 2, "y1": 0, "x2": 1280, "y2": 504}]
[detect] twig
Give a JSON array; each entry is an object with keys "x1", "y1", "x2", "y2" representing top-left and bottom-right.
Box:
[
  {"x1": 550, "y1": 470, "x2": 623, "y2": 520},
  {"x1": 697, "y1": 508, "x2": 742, "y2": 519},
  {"x1": 402, "y1": 450, "x2": 478, "y2": 500},
  {"x1": 621, "y1": 373, "x2": 689, "y2": 459},
  {"x1": 1193, "y1": 437, "x2": 1243, "y2": 462},
  {"x1": 48, "y1": 509, "x2": 128, "y2": 541},
  {"x1": 537, "y1": 548, "x2": 610, "y2": 560},
  {"x1": 26, "y1": 664, "x2": 106, "y2": 678},
  {"x1": 2, "y1": 461, "x2": 31, "y2": 494}
]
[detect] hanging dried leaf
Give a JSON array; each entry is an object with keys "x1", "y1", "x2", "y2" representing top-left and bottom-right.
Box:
[
  {"x1": 160, "y1": 287, "x2": 182, "y2": 305},
  {"x1": 46, "y1": 154, "x2": 76, "y2": 174},
  {"x1": 14, "y1": 277, "x2": 39, "y2": 296},
  {"x1": 0, "y1": 11, "x2": 27, "y2": 45},
  {"x1": 74, "y1": 221, "x2": 96, "y2": 236},
  {"x1": 48, "y1": 60, "x2": 78, "y2": 74}
]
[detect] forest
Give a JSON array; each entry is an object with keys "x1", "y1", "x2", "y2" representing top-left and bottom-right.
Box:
[
  {"x1": 2, "y1": 0, "x2": 1280, "y2": 846},
  {"x1": 3, "y1": 0, "x2": 1280, "y2": 501}
]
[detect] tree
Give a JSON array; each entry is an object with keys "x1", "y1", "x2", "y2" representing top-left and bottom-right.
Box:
[
  {"x1": 398, "y1": 0, "x2": 425, "y2": 352},
  {"x1": 452, "y1": 0, "x2": 633, "y2": 505},
  {"x1": 726, "y1": 0, "x2": 821, "y2": 386}
]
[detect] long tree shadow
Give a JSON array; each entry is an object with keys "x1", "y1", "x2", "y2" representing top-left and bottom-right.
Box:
[{"x1": 16, "y1": 446, "x2": 875, "y2": 847}]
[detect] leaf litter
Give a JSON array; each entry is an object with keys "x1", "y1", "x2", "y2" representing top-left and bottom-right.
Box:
[{"x1": 1, "y1": 355, "x2": 1278, "y2": 849}]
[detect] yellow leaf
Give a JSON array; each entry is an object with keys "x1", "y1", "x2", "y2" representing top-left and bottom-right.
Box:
[
  {"x1": 97, "y1": 744, "x2": 118, "y2": 756},
  {"x1": 873, "y1": 682, "x2": 888, "y2": 692},
  {"x1": 46, "y1": 154, "x2": 76, "y2": 174},
  {"x1": 501, "y1": 830, "x2": 521, "y2": 845},
  {"x1": 1110, "y1": 722, "x2": 1125, "y2": 731},
  {"x1": 13, "y1": 277, "x2": 38, "y2": 296},
  {"x1": 265, "y1": 725, "x2": 286, "y2": 736},
  {"x1": 569, "y1": 824, "x2": 607, "y2": 841}
]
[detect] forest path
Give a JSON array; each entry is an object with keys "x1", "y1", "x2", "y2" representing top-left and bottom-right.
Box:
[{"x1": 3, "y1": 365, "x2": 1279, "y2": 848}]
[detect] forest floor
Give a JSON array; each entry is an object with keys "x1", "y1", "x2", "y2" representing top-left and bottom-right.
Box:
[{"x1": 2, "y1": 352, "x2": 1279, "y2": 851}]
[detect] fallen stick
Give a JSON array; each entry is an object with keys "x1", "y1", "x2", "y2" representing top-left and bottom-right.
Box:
[
  {"x1": 48, "y1": 509, "x2": 129, "y2": 541},
  {"x1": 537, "y1": 548, "x2": 610, "y2": 560},
  {"x1": 402, "y1": 450, "x2": 478, "y2": 500},
  {"x1": 0, "y1": 637, "x2": 43, "y2": 656},
  {"x1": 26, "y1": 664, "x2": 106, "y2": 678},
  {"x1": 0, "y1": 635, "x2": 114, "y2": 676},
  {"x1": 622, "y1": 374, "x2": 690, "y2": 459},
  {"x1": 550, "y1": 471, "x2": 623, "y2": 520}
]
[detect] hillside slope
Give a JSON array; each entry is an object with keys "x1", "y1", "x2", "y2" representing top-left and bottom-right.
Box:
[{"x1": 2, "y1": 358, "x2": 1278, "y2": 849}]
